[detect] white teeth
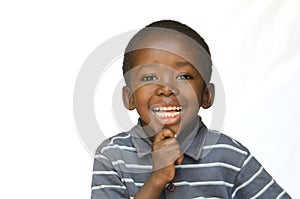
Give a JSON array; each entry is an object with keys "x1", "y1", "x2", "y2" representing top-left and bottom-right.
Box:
[
  {"x1": 152, "y1": 106, "x2": 182, "y2": 118},
  {"x1": 153, "y1": 111, "x2": 181, "y2": 118},
  {"x1": 166, "y1": 107, "x2": 173, "y2": 111},
  {"x1": 152, "y1": 106, "x2": 182, "y2": 112}
]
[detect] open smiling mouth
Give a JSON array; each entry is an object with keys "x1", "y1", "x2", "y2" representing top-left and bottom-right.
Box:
[{"x1": 151, "y1": 106, "x2": 183, "y2": 118}]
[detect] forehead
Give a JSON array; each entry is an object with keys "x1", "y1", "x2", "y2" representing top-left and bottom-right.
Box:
[
  {"x1": 132, "y1": 48, "x2": 193, "y2": 69},
  {"x1": 129, "y1": 28, "x2": 210, "y2": 72},
  {"x1": 129, "y1": 31, "x2": 209, "y2": 78},
  {"x1": 131, "y1": 31, "x2": 199, "y2": 59}
]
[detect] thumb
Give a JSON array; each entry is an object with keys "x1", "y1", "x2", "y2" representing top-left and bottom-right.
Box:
[{"x1": 175, "y1": 154, "x2": 184, "y2": 165}]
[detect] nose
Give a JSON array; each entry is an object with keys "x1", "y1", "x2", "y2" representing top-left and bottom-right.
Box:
[{"x1": 155, "y1": 84, "x2": 179, "y2": 96}]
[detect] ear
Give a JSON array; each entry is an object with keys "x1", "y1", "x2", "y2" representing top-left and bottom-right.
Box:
[
  {"x1": 201, "y1": 83, "x2": 215, "y2": 109},
  {"x1": 122, "y1": 86, "x2": 135, "y2": 110}
]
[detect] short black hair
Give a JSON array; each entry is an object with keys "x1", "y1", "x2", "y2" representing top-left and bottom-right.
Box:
[{"x1": 122, "y1": 20, "x2": 212, "y2": 84}]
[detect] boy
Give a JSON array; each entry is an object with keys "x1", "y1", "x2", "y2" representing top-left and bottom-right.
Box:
[{"x1": 91, "y1": 20, "x2": 291, "y2": 198}]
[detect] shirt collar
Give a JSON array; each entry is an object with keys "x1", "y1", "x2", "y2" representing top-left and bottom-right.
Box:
[
  {"x1": 130, "y1": 121, "x2": 153, "y2": 158},
  {"x1": 130, "y1": 116, "x2": 207, "y2": 160}
]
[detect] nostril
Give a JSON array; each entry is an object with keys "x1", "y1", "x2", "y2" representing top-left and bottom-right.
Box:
[{"x1": 155, "y1": 85, "x2": 178, "y2": 96}]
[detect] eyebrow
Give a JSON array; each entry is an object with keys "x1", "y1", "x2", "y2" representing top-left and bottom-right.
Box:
[
  {"x1": 133, "y1": 63, "x2": 157, "y2": 75},
  {"x1": 134, "y1": 61, "x2": 194, "y2": 74},
  {"x1": 176, "y1": 61, "x2": 194, "y2": 67}
]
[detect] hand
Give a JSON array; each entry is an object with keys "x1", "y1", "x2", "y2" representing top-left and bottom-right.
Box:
[{"x1": 151, "y1": 129, "x2": 184, "y2": 185}]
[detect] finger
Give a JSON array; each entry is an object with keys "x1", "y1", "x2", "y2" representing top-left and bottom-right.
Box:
[
  {"x1": 152, "y1": 143, "x2": 181, "y2": 170},
  {"x1": 175, "y1": 154, "x2": 184, "y2": 165},
  {"x1": 152, "y1": 142, "x2": 181, "y2": 163},
  {"x1": 153, "y1": 129, "x2": 176, "y2": 144},
  {"x1": 152, "y1": 137, "x2": 179, "y2": 151}
]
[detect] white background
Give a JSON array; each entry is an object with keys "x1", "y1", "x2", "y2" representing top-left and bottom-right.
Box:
[{"x1": 1, "y1": 0, "x2": 299, "y2": 198}]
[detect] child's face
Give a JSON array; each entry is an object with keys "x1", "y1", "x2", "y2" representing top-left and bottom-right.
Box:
[{"x1": 123, "y1": 37, "x2": 213, "y2": 136}]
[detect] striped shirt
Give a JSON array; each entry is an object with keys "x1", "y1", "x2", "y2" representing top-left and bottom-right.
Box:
[{"x1": 91, "y1": 117, "x2": 291, "y2": 198}]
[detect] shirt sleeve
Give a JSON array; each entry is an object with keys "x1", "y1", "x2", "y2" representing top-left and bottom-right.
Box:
[
  {"x1": 231, "y1": 154, "x2": 291, "y2": 199},
  {"x1": 91, "y1": 152, "x2": 130, "y2": 199}
]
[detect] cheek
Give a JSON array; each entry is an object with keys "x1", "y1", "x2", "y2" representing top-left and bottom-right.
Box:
[
  {"x1": 133, "y1": 88, "x2": 152, "y2": 108},
  {"x1": 182, "y1": 84, "x2": 204, "y2": 107},
  {"x1": 192, "y1": 82, "x2": 204, "y2": 101},
  {"x1": 183, "y1": 91, "x2": 202, "y2": 118}
]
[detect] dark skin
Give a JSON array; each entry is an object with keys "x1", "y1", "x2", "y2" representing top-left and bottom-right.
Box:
[{"x1": 123, "y1": 41, "x2": 214, "y2": 198}]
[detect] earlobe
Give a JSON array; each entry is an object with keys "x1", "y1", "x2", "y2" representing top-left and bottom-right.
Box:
[
  {"x1": 201, "y1": 83, "x2": 215, "y2": 109},
  {"x1": 122, "y1": 86, "x2": 135, "y2": 110}
]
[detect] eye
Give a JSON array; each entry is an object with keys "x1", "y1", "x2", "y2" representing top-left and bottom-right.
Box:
[
  {"x1": 141, "y1": 75, "x2": 159, "y2": 81},
  {"x1": 176, "y1": 74, "x2": 193, "y2": 80}
]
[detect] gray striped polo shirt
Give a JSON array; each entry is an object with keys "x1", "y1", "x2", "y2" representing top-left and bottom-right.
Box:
[{"x1": 91, "y1": 117, "x2": 291, "y2": 198}]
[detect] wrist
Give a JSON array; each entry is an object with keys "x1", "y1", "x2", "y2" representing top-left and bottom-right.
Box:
[{"x1": 149, "y1": 172, "x2": 168, "y2": 188}]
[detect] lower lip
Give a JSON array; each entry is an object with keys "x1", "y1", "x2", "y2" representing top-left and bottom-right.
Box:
[{"x1": 151, "y1": 110, "x2": 182, "y2": 125}]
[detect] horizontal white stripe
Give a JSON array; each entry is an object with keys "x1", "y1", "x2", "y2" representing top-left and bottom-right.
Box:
[
  {"x1": 232, "y1": 166, "x2": 263, "y2": 198},
  {"x1": 109, "y1": 134, "x2": 131, "y2": 145},
  {"x1": 94, "y1": 154, "x2": 108, "y2": 160},
  {"x1": 173, "y1": 181, "x2": 234, "y2": 188},
  {"x1": 112, "y1": 160, "x2": 152, "y2": 169},
  {"x1": 175, "y1": 162, "x2": 241, "y2": 172},
  {"x1": 134, "y1": 182, "x2": 144, "y2": 187},
  {"x1": 193, "y1": 197, "x2": 222, "y2": 199},
  {"x1": 276, "y1": 190, "x2": 286, "y2": 199},
  {"x1": 121, "y1": 178, "x2": 144, "y2": 187},
  {"x1": 250, "y1": 179, "x2": 274, "y2": 199},
  {"x1": 242, "y1": 154, "x2": 253, "y2": 167},
  {"x1": 203, "y1": 144, "x2": 248, "y2": 155},
  {"x1": 101, "y1": 145, "x2": 136, "y2": 153},
  {"x1": 121, "y1": 178, "x2": 135, "y2": 183},
  {"x1": 93, "y1": 171, "x2": 118, "y2": 175},
  {"x1": 91, "y1": 185, "x2": 126, "y2": 190}
]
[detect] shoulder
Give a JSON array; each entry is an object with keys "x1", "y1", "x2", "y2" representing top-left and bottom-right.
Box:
[
  {"x1": 205, "y1": 129, "x2": 249, "y2": 152},
  {"x1": 201, "y1": 129, "x2": 250, "y2": 167},
  {"x1": 95, "y1": 132, "x2": 134, "y2": 155}
]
